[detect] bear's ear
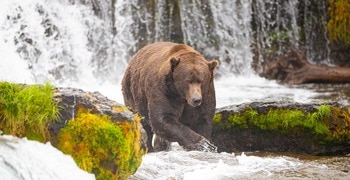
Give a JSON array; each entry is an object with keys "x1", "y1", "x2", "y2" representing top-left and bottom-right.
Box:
[
  {"x1": 170, "y1": 57, "x2": 180, "y2": 71},
  {"x1": 208, "y1": 60, "x2": 219, "y2": 71}
]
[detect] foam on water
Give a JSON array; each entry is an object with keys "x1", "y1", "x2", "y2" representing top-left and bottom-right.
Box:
[
  {"x1": 0, "y1": 135, "x2": 95, "y2": 180},
  {"x1": 130, "y1": 144, "x2": 349, "y2": 180}
]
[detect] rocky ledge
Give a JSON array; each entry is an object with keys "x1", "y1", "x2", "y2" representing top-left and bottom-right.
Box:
[
  {"x1": 49, "y1": 87, "x2": 144, "y2": 179},
  {"x1": 212, "y1": 101, "x2": 350, "y2": 155},
  {"x1": 51, "y1": 88, "x2": 350, "y2": 156},
  {"x1": 49, "y1": 87, "x2": 134, "y2": 142}
]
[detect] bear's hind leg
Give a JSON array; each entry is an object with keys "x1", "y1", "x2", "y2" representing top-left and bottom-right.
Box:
[{"x1": 141, "y1": 119, "x2": 155, "y2": 152}]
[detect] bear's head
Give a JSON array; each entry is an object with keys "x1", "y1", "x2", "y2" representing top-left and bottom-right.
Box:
[{"x1": 170, "y1": 55, "x2": 218, "y2": 107}]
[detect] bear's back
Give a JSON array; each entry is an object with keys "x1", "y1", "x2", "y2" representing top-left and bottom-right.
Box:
[{"x1": 128, "y1": 42, "x2": 199, "y2": 66}]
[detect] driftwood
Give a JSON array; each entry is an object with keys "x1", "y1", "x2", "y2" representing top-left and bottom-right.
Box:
[{"x1": 260, "y1": 48, "x2": 350, "y2": 84}]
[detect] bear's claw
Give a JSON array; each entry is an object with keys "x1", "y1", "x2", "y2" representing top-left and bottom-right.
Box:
[{"x1": 196, "y1": 138, "x2": 217, "y2": 153}]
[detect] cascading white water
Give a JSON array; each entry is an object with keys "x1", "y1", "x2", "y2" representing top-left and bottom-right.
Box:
[
  {"x1": 1, "y1": 0, "x2": 98, "y2": 85},
  {"x1": 0, "y1": 0, "x2": 337, "y2": 105},
  {"x1": 252, "y1": 0, "x2": 300, "y2": 73},
  {"x1": 208, "y1": 0, "x2": 254, "y2": 75},
  {"x1": 300, "y1": 0, "x2": 332, "y2": 64},
  {"x1": 0, "y1": 0, "x2": 333, "y2": 84}
]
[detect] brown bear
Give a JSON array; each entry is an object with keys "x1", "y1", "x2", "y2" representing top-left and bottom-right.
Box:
[{"x1": 122, "y1": 42, "x2": 218, "y2": 152}]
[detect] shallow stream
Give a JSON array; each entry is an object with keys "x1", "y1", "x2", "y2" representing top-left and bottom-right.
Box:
[
  {"x1": 130, "y1": 144, "x2": 350, "y2": 180},
  {"x1": 129, "y1": 76, "x2": 350, "y2": 180}
]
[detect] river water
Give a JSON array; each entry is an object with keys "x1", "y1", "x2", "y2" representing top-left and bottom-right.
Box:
[
  {"x1": 130, "y1": 144, "x2": 350, "y2": 180},
  {"x1": 0, "y1": 0, "x2": 349, "y2": 179}
]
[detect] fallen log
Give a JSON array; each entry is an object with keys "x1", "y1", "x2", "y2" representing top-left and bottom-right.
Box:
[{"x1": 260, "y1": 47, "x2": 350, "y2": 84}]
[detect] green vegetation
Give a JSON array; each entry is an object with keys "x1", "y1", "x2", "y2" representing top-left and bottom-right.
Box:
[
  {"x1": 213, "y1": 114, "x2": 222, "y2": 126},
  {"x1": 0, "y1": 82, "x2": 59, "y2": 141},
  {"x1": 327, "y1": 0, "x2": 350, "y2": 45},
  {"x1": 214, "y1": 104, "x2": 350, "y2": 142},
  {"x1": 57, "y1": 108, "x2": 145, "y2": 180},
  {"x1": 0, "y1": 82, "x2": 145, "y2": 179}
]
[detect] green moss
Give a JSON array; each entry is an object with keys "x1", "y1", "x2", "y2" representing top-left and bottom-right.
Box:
[
  {"x1": 228, "y1": 114, "x2": 248, "y2": 128},
  {"x1": 214, "y1": 104, "x2": 350, "y2": 142},
  {"x1": 317, "y1": 104, "x2": 332, "y2": 119},
  {"x1": 0, "y1": 82, "x2": 59, "y2": 141},
  {"x1": 250, "y1": 109, "x2": 306, "y2": 131},
  {"x1": 57, "y1": 108, "x2": 144, "y2": 180},
  {"x1": 213, "y1": 114, "x2": 222, "y2": 125}
]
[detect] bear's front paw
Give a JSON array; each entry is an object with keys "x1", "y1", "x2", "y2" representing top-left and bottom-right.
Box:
[
  {"x1": 152, "y1": 134, "x2": 171, "y2": 152},
  {"x1": 195, "y1": 138, "x2": 217, "y2": 153}
]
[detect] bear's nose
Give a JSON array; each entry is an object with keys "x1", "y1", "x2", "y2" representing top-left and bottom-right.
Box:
[{"x1": 192, "y1": 97, "x2": 202, "y2": 107}]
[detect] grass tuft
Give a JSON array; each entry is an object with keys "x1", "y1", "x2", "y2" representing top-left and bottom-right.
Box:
[{"x1": 0, "y1": 82, "x2": 59, "y2": 141}]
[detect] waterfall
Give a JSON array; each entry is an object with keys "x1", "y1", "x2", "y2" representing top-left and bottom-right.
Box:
[
  {"x1": 300, "y1": 0, "x2": 331, "y2": 64},
  {"x1": 251, "y1": 0, "x2": 333, "y2": 71},
  {"x1": 208, "y1": 0, "x2": 253, "y2": 75},
  {"x1": 252, "y1": 0, "x2": 300, "y2": 72},
  {"x1": 1, "y1": 0, "x2": 101, "y2": 85},
  {"x1": 0, "y1": 0, "x2": 336, "y2": 86}
]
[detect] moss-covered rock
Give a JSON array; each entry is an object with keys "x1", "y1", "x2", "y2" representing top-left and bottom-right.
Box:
[
  {"x1": 52, "y1": 87, "x2": 145, "y2": 179},
  {"x1": 0, "y1": 84, "x2": 145, "y2": 179},
  {"x1": 212, "y1": 101, "x2": 350, "y2": 155},
  {"x1": 57, "y1": 108, "x2": 144, "y2": 179}
]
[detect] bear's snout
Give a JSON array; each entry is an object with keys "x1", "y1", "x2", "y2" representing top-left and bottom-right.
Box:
[
  {"x1": 192, "y1": 95, "x2": 202, "y2": 107},
  {"x1": 188, "y1": 84, "x2": 202, "y2": 107}
]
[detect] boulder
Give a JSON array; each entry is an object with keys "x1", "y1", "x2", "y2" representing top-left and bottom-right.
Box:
[{"x1": 212, "y1": 101, "x2": 350, "y2": 155}]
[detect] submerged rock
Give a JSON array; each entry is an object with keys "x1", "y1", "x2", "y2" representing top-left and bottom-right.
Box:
[{"x1": 212, "y1": 101, "x2": 350, "y2": 155}]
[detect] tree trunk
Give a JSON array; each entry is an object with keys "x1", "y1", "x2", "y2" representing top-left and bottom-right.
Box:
[{"x1": 260, "y1": 47, "x2": 350, "y2": 84}]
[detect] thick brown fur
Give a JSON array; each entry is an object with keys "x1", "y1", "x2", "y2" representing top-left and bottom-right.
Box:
[{"x1": 122, "y1": 42, "x2": 218, "y2": 152}]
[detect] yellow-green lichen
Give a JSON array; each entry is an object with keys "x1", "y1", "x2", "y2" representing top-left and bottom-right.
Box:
[
  {"x1": 213, "y1": 113, "x2": 222, "y2": 125},
  {"x1": 113, "y1": 105, "x2": 129, "y2": 113},
  {"x1": 327, "y1": 0, "x2": 350, "y2": 45},
  {"x1": 57, "y1": 108, "x2": 144, "y2": 180},
  {"x1": 0, "y1": 82, "x2": 59, "y2": 141}
]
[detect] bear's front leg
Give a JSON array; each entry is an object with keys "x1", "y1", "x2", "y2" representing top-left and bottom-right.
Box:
[{"x1": 148, "y1": 103, "x2": 216, "y2": 152}]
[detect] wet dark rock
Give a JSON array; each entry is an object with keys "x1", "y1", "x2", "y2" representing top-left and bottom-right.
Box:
[
  {"x1": 48, "y1": 87, "x2": 139, "y2": 144},
  {"x1": 212, "y1": 101, "x2": 350, "y2": 155}
]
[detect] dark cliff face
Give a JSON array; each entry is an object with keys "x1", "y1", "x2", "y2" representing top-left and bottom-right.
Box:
[{"x1": 212, "y1": 101, "x2": 350, "y2": 156}]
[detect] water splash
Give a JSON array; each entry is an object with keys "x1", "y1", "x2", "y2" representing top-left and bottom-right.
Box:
[
  {"x1": 0, "y1": 135, "x2": 95, "y2": 180},
  {"x1": 130, "y1": 144, "x2": 350, "y2": 179}
]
